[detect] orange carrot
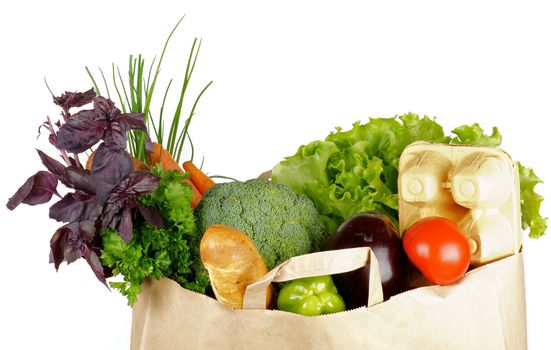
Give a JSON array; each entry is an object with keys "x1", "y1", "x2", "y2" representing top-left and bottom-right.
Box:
[
  {"x1": 183, "y1": 178, "x2": 202, "y2": 208},
  {"x1": 147, "y1": 143, "x2": 202, "y2": 208},
  {"x1": 147, "y1": 143, "x2": 182, "y2": 173},
  {"x1": 182, "y1": 160, "x2": 216, "y2": 194},
  {"x1": 132, "y1": 157, "x2": 151, "y2": 171}
]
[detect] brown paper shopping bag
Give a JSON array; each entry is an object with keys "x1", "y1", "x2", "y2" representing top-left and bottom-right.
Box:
[{"x1": 130, "y1": 247, "x2": 526, "y2": 350}]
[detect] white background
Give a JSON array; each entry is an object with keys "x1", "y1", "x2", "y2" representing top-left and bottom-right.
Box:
[{"x1": 1, "y1": 0, "x2": 549, "y2": 348}]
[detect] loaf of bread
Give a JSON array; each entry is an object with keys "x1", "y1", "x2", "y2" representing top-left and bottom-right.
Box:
[{"x1": 200, "y1": 224, "x2": 272, "y2": 309}]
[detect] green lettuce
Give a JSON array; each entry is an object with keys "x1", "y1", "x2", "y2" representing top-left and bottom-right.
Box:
[
  {"x1": 518, "y1": 163, "x2": 547, "y2": 238},
  {"x1": 272, "y1": 113, "x2": 546, "y2": 238}
]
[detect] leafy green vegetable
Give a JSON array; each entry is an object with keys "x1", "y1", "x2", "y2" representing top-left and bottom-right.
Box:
[
  {"x1": 450, "y1": 123, "x2": 502, "y2": 146},
  {"x1": 100, "y1": 166, "x2": 208, "y2": 305},
  {"x1": 518, "y1": 163, "x2": 548, "y2": 238},
  {"x1": 272, "y1": 113, "x2": 546, "y2": 238},
  {"x1": 273, "y1": 114, "x2": 446, "y2": 231}
]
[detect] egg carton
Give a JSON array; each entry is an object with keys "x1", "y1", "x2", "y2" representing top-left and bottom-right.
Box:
[{"x1": 397, "y1": 141, "x2": 522, "y2": 265}]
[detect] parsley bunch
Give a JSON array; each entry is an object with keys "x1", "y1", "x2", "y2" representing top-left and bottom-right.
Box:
[{"x1": 100, "y1": 166, "x2": 208, "y2": 305}]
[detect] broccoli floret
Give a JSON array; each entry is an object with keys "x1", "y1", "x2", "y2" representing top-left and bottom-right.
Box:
[{"x1": 194, "y1": 179, "x2": 330, "y2": 270}]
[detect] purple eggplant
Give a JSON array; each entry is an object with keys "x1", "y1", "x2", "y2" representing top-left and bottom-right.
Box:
[{"x1": 325, "y1": 211, "x2": 406, "y2": 309}]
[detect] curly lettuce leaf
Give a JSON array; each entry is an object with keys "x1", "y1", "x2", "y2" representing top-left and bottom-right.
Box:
[
  {"x1": 273, "y1": 113, "x2": 449, "y2": 230},
  {"x1": 450, "y1": 123, "x2": 502, "y2": 146},
  {"x1": 517, "y1": 163, "x2": 548, "y2": 238},
  {"x1": 273, "y1": 113, "x2": 546, "y2": 238}
]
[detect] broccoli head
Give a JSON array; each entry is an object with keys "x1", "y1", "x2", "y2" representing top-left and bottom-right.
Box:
[{"x1": 194, "y1": 178, "x2": 330, "y2": 269}]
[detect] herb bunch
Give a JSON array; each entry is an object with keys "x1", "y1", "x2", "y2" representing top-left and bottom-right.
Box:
[
  {"x1": 6, "y1": 90, "x2": 163, "y2": 285},
  {"x1": 101, "y1": 165, "x2": 209, "y2": 305}
]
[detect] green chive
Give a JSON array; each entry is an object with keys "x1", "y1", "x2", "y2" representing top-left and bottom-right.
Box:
[{"x1": 85, "y1": 66, "x2": 102, "y2": 96}]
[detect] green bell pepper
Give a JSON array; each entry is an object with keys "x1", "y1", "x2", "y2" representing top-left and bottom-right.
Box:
[{"x1": 276, "y1": 275, "x2": 346, "y2": 316}]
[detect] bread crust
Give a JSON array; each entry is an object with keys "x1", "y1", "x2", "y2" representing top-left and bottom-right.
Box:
[{"x1": 200, "y1": 224, "x2": 271, "y2": 308}]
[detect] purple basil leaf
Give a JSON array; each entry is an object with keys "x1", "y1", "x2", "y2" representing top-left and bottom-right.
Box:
[
  {"x1": 83, "y1": 247, "x2": 108, "y2": 287},
  {"x1": 49, "y1": 193, "x2": 83, "y2": 222},
  {"x1": 50, "y1": 224, "x2": 71, "y2": 270},
  {"x1": 101, "y1": 200, "x2": 126, "y2": 230},
  {"x1": 49, "y1": 221, "x2": 87, "y2": 267},
  {"x1": 37, "y1": 149, "x2": 65, "y2": 178},
  {"x1": 115, "y1": 171, "x2": 160, "y2": 196},
  {"x1": 115, "y1": 113, "x2": 153, "y2": 153},
  {"x1": 118, "y1": 206, "x2": 134, "y2": 243},
  {"x1": 102, "y1": 114, "x2": 152, "y2": 151},
  {"x1": 56, "y1": 109, "x2": 106, "y2": 153},
  {"x1": 49, "y1": 191, "x2": 98, "y2": 223},
  {"x1": 48, "y1": 134, "x2": 56, "y2": 146},
  {"x1": 7, "y1": 176, "x2": 34, "y2": 210},
  {"x1": 102, "y1": 120, "x2": 127, "y2": 150},
  {"x1": 145, "y1": 136, "x2": 153, "y2": 153},
  {"x1": 115, "y1": 113, "x2": 147, "y2": 131},
  {"x1": 6, "y1": 171, "x2": 59, "y2": 210},
  {"x1": 94, "y1": 96, "x2": 120, "y2": 120},
  {"x1": 90, "y1": 143, "x2": 133, "y2": 203},
  {"x1": 49, "y1": 222, "x2": 107, "y2": 287},
  {"x1": 51, "y1": 221, "x2": 96, "y2": 266},
  {"x1": 101, "y1": 171, "x2": 159, "y2": 224},
  {"x1": 78, "y1": 220, "x2": 97, "y2": 243},
  {"x1": 65, "y1": 166, "x2": 95, "y2": 193},
  {"x1": 36, "y1": 149, "x2": 70, "y2": 186},
  {"x1": 137, "y1": 201, "x2": 164, "y2": 228},
  {"x1": 101, "y1": 171, "x2": 160, "y2": 242},
  {"x1": 53, "y1": 88, "x2": 96, "y2": 110},
  {"x1": 102, "y1": 200, "x2": 135, "y2": 242},
  {"x1": 64, "y1": 228, "x2": 86, "y2": 264}
]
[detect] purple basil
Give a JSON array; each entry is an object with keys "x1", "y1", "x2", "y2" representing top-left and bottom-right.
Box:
[
  {"x1": 137, "y1": 201, "x2": 164, "y2": 228},
  {"x1": 56, "y1": 96, "x2": 152, "y2": 154},
  {"x1": 55, "y1": 109, "x2": 106, "y2": 153},
  {"x1": 53, "y1": 88, "x2": 96, "y2": 111},
  {"x1": 92, "y1": 96, "x2": 152, "y2": 152},
  {"x1": 6, "y1": 171, "x2": 59, "y2": 210},
  {"x1": 50, "y1": 220, "x2": 108, "y2": 286},
  {"x1": 37, "y1": 149, "x2": 70, "y2": 186},
  {"x1": 65, "y1": 166, "x2": 96, "y2": 194},
  {"x1": 94, "y1": 96, "x2": 119, "y2": 119},
  {"x1": 111, "y1": 171, "x2": 161, "y2": 196},
  {"x1": 7, "y1": 89, "x2": 160, "y2": 287},
  {"x1": 118, "y1": 206, "x2": 134, "y2": 243},
  {"x1": 49, "y1": 167, "x2": 100, "y2": 223},
  {"x1": 83, "y1": 247, "x2": 108, "y2": 286},
  {"x1": 50, "y1": 221, "x2": 94, "y2": 268},
  {"x1": 49, "y1": 191, "x2": 99, "y2": 223},
  {"x1": 110, "y1": 112, "x2": 154, "y2": 153},
  {"x1": 102, "y1": 171, "x2": 161, "y2": 242},
  {"x1": 90, "y1": 143, "x2": 134, "y2": 202}
]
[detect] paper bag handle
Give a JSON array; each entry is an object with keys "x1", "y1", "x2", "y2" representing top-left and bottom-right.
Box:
[{"x1": 242, "y1": 247, "x2": 384, "y2": 310}]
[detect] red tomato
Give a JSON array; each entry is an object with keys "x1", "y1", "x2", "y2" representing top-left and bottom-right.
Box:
[{"x1": 403, "y1": 217, "x2": 470, "y2": 285}]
